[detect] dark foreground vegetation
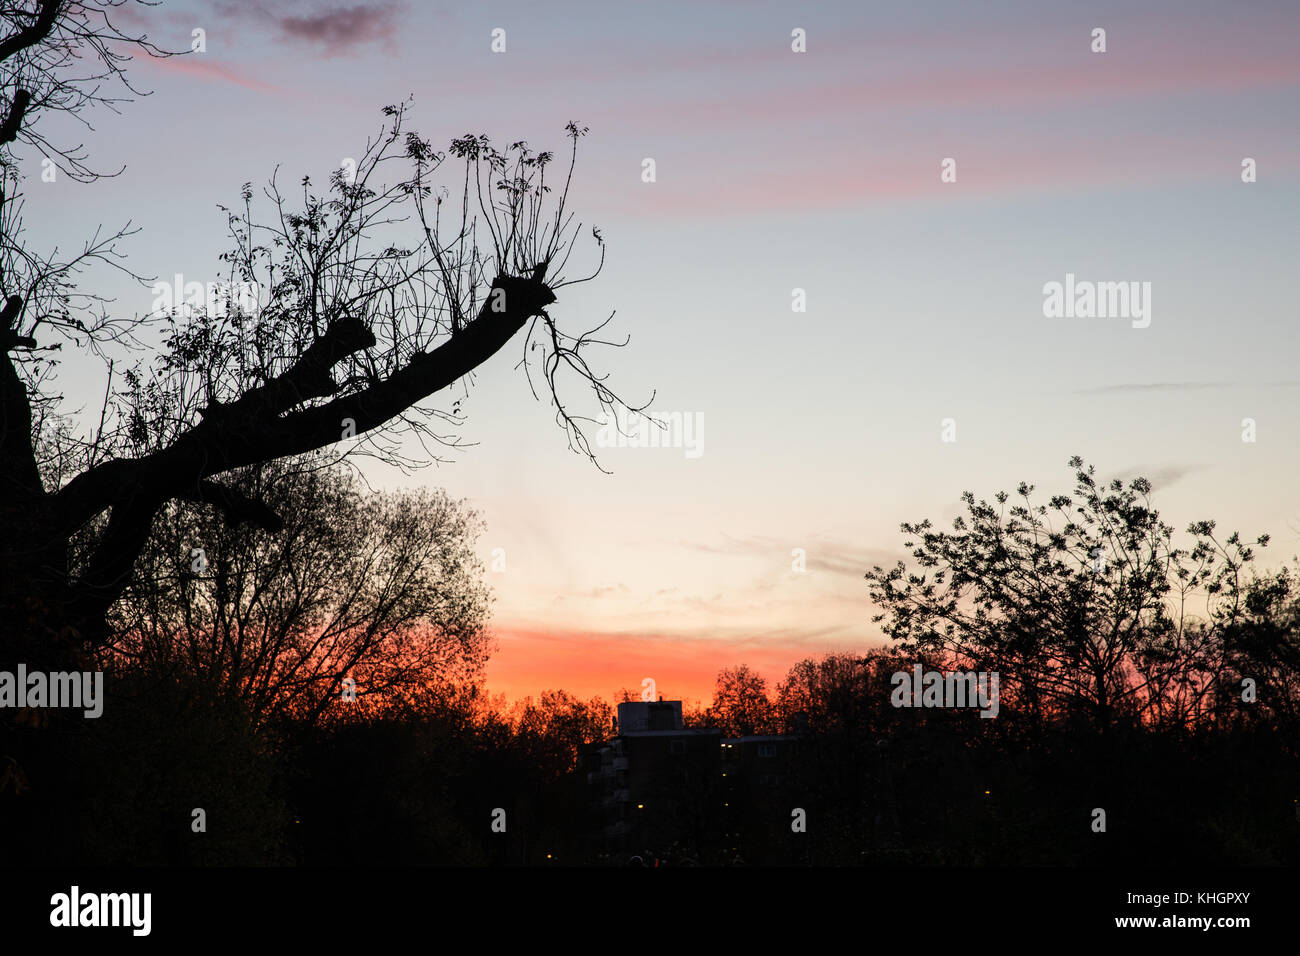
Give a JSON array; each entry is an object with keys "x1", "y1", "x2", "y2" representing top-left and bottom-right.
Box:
[
  {"x1": 4, "y1": 459, "x2": 1296, "y2": 866},
  {"x1": 0, "y1": 2, "x2": 1294, "y2": 867}
]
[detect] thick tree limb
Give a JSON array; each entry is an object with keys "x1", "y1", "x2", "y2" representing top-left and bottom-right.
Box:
[
  {"x1": 0, "y1": 88, "x2": 30, "y2": 146},
  {"x1": 71, "y1": 489, "x2": 165, "y2": 626},
  {"x1": 0, "y1": 348, "x2": 41, "y2": 494},
  {"x1": 0, "y1": 0, "x2": 63, "y2": 66},
  {"x1": 176, "y1": 480, "x2": 284, "y2": 533},
  {"x1": 0, "y1": 294, "x2": 41, "y2": 495},
  {"x1": 202, "y1": 315, "x2": 376, "y2": 422},
  {"x1": 1, "y1": 294, "x2": 21, "y2": 330},
  {"x1": 1, "y1": 295, "x2": 36, "y2": 350},
  {"x1": 58, "y1": 273, "x2": 555, "y2": 618}
]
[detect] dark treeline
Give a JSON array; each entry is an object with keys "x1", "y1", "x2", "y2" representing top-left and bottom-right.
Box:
[
  {"x1": 11, "y1": 646, "x2": 1296, "y2": 866},
  {"x1": 5, "y1": 1, "x2": 1292, "y2": 870},
  {"x1": 4, "y1": 455, "x2": 1299, "y2": 865}
]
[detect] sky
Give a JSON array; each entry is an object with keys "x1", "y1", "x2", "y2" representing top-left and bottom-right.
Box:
[{"x1": 24, "y1": 0, "x2": 1300, "y2": 707}]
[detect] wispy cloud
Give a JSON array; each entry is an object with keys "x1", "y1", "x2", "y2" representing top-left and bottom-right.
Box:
[
  {"x1": 683, "y1": 532, "x2": 901, "y2": 577},
  {"x1": 551, "y1": 583, "x2": 630, "y2": 602},
  {"x1": 1109, "y1": 464, "x2": 1201, "y2": 491},
  {"x1": 134, "y1": 52, "x2": 278, "y2": 93},
  {"x1": 1079, "y1": 382, "x2": 1229, "y2": 394},
  {"x1": 1075, "y1": 381, "x2": 1300, "y2": 394},
  {"x1": 213, "y1": 1, "x2": 405, "y2": 57}
]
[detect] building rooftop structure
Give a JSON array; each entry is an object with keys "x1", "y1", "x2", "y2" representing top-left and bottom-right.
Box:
[{"x1": 579, "y1": 699, "x2": 807, "y2": 863}]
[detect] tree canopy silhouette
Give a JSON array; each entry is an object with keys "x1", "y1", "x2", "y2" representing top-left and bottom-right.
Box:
[
  {"x1": 1, "y1": 2, "x2": 639, "y2": 669},
  {"x1": 865, "y1": 457, "x2": 1273, "y2": 734},
  {"x1": 708, "y1": 664, "x2": 776, "y2": 736},
  {"x1": 106, "y1": 454, "x2": 493, "y2": 730},
  {"x1": 0, "y1": 2, "x2": 640, "y2": 859}
]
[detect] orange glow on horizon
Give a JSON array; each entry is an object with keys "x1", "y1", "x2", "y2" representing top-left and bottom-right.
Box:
[{"x1": 483, "y1": 623, "x2": 864, "y2": 705}]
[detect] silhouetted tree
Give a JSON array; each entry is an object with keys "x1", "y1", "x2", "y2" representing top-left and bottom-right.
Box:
[
  {"x1": 1, "y1": 0, "x2": 638, "y2": 858},
  {"x1": 1209, "y1": 561, "x2": 1300, "y2": 740},
  {"x1": 3, "y1": 3, "x2": 636, "y2": 669},
  {"x1": 2, "y1": 1, "x2": 174, "y2": 665},
  {"x1": 510, "y1": 690, "x2": 612, "y2": 777},
  {"x1": 864, "y1": 457, "x2": 1268, "y2": 736},
  {"x1": 707, "y1": 664, "x2": 776, "y2": 736},
  {"x1": 106, "y1": 454, "x2": 492, "y2": 730}
]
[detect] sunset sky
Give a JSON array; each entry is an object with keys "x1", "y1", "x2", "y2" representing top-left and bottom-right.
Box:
[{"x1": 30, "y1": 0, "x2": 1300, "y2": 706}]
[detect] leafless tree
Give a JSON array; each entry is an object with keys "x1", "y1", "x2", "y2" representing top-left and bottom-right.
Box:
[
  {"x1": 106, "y1": 453, "x2": 494, "y2": 731},
  {"x1": 1, "y1": 2, "x2": 642, "y2": 669},
  {"x1": 2, "y1": 0, "x2": 177, "y2": 667}
]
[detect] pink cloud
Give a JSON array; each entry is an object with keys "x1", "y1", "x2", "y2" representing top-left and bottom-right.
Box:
[
  {"x1": 131, "y1": 51, "x2": 279, "y2": 93},
  {"x1": 583, "y1": 155, "x2": 1102, "y2": 218},
  {"x1": 213, "y1": 0, "x2": 404, "y2": 58},
  {"x1": 443, "y1": 9, "x2": 1300, "y2": 121},
  {"x1": 582, "y1": 120, "x2": 1300, "y2": 218},
  {"x1": 575, "y1": 50, "x2": 1300, "y2": 138}
]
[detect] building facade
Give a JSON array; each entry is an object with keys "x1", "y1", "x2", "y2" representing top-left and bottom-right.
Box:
[{"x1": 580, "y1": 701, "x2": 806, "y2": 864}]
